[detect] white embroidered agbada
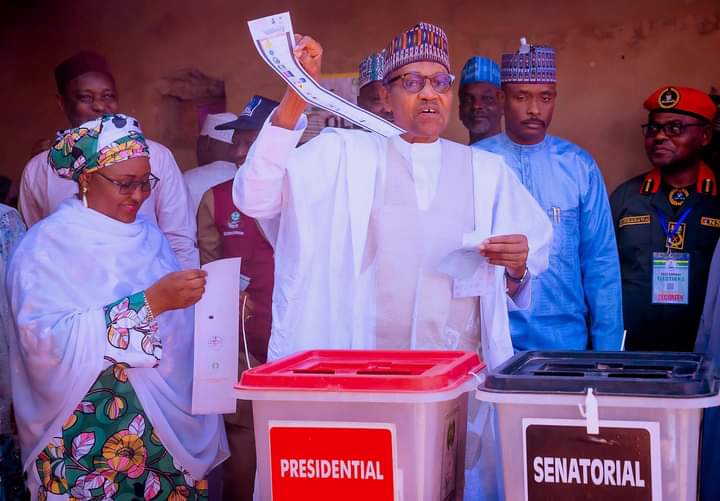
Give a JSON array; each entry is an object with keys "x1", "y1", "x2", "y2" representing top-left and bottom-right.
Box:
[
  {"x1": 233, "y1": 115, "x2": 552, "y2": 368},
  {"x1": 6, "y1": 198, "x2": 228, "y2": 485}
]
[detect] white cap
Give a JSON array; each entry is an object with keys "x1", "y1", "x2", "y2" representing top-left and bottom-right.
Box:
[{"x1": 200, "y1": 112, "x2": 237, "y2": 144}]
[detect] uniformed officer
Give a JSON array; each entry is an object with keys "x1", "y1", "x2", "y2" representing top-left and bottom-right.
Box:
[{"x1": 611, "y1": 85, "x2": 719, "y2": 351}]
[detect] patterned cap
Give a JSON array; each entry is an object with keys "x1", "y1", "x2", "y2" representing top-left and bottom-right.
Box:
[
  {"x1": 643, "y1": 86, "x2": 717, "y2": 123},
  {"x1": 500, "y1": 38, "x2": 556, "y2": 84},
  {"x1": 460, "y1": 56, "x2": 501, "y2": 88},
  {"x1": 49, "y1": 114, "x2": 149, "y2": 181},
  {"x1": 358, "y1": 52, "x2": 385, "y2": 89},
  {"x1": 383, "y1": 22, "x2": 450, "y2": 78}
]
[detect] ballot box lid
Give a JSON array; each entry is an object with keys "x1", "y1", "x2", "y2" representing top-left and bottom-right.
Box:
[
  {"x1": 481, "y1": 351, "x2": 718, "y2": 398},
  {"x1": 238, "y1": 350, "x2": 484, "y2": 392}
]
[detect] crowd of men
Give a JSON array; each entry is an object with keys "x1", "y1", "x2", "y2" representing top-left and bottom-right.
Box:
[{"x1": 2, "y1": 19, "x2": 720, "y2": 501}]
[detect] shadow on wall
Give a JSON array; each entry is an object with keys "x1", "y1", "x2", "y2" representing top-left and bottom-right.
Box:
[{"x1": 157, "y1": 69, "x2": 226, "y2": 171}]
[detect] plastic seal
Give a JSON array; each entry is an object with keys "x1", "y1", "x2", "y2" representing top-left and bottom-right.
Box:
[
  {"x1": 577, "y1": 388, "x2": 600, "y2": 435},
  {"x1": 468, "y1": 370, "x2": 486, "y2": 386}
]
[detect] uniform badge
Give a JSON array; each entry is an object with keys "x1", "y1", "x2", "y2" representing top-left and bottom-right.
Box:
[
  {"x1": 228, "y1": 210, "x2": 242, "y2": 229},
  {"x1": 658, "y1": 87, "x2": 680, "y2": 109},
  {"x1": 667, "y1": 221, "x2": 686, "y2": 250},
  {"x1": 668, "y1": 188, "x2": 689, "y2": 206},
  {"x1": 619, "y1": 215, "x2": 651, "y2": 228},
  {"x1": 701, "y1": 216, "x2": 720, "y2": 228}
]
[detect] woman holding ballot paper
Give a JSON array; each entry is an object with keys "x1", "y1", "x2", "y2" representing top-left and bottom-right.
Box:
[
  {"x1": 6, "y1": 114, "x2": 227, "y2": 501},
  {"x1": 235, "y1": 19, "x2": 552, "y2": 498}
]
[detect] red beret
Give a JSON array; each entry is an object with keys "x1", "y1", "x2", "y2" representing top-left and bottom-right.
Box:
[
  {"x1": 643, "y1": 86, "x2": 717, "y2": 123},
  {"x1": 54, "y1": 51, "x2": 115, "y2": 93}
]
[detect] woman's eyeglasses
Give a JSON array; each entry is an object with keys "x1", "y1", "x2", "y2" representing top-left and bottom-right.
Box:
[{"x1": 95, "y1": 172, "x2": 160, "y2": 194}]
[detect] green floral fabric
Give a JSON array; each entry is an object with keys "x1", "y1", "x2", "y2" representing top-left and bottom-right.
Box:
[{"x1": 34, "y1": 292, "x2": 206, "y2": 501}]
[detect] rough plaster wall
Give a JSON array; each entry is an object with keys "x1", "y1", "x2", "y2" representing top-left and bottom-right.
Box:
[{"x1": 2, "y1": 0, "x2": 719, "y2": 193}]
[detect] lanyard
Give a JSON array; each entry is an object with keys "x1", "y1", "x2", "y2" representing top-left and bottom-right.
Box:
[{"x1": 654, "y1": 206, "x2": 692, "y2": 253}]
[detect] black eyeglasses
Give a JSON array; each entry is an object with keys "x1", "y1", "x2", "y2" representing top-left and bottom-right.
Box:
[
  {"x1": 385, "y1": 72, "x2": 456, "y2": 94},
  {"x1": 95, "y1": 171, "x2": 160, "y2": 194},
  {"x1": 641, "y1": 121, "x2": 706, "y2": 138}
]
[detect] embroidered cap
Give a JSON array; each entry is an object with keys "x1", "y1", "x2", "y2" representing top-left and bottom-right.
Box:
[
  {"x1": 460, "y1": 56, "x2": 501, "y2": 88},
  {"x1": 49, "y1": 114, "x2": 149, "y2": 181},
  {"x1": 500, "y1": 38, "x2": 556, "y2": 84},
  {"x1": 643, "y1": 86, "x2": 717, "y2": 123},
  {"x1": 216, "y1": 95, "x2": 280, "y2": 131},
  {"x1": 383, "y1": 22, "x2": 450, "y2": 78},
  {"x1": 359, "y1": 52, "x2": 385, "y2": 89}
]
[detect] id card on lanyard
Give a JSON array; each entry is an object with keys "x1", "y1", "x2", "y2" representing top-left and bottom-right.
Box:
[{"x1": 652, "y1": 207, "x2": 691, "y2": 304}]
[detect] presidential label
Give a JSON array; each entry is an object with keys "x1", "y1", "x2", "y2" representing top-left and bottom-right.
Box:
[
  {"x1": 652, "y1": 252, "x2": 689, "y2": 304},
  {"x1": 523, "y1": 418, "x2": 661, "y2": 501}
]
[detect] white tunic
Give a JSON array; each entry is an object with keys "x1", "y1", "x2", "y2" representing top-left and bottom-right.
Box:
[
  {"x1": 232, "y1": 114, "x2": 552, "y2": 369},
  {"x1": 18, "y1": 140, "x2": 199, "y2": 269}
]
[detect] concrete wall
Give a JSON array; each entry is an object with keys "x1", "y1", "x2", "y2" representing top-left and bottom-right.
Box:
[{"x1": 2, "y1": 0, "x2": 719, "y2": 192}]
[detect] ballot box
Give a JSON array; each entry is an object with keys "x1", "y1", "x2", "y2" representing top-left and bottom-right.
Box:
[
  {"x1": 475, "y1": 351, "x2": 720, "y2": 501},
  {"x1": 235, "y1": 350, "x2": 484, "y2": 501}
]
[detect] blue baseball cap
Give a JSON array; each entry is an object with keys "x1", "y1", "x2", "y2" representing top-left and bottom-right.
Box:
[
  {"x1": 460, "y1": 56, "x2": 501, "y2": 88},
  {"x1": 216, "y1": 95, "x2": 279, "y2": 131}
]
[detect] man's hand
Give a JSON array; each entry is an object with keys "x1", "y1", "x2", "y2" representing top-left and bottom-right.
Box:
[
  {"x1": 293, "y1": 34, "x2": 323, "y2": 81},
  {"x1": 479, "y1": 234, "x2": 529, "y2": 278}
]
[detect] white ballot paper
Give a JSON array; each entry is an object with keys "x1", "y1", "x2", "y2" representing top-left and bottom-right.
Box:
[
  {"x1": 438, "y1": 232, "x2": 496, "y2": 298},
  {"x1": 248, "y1": 11, "x2": 405, "y2": 137},
  {"x1": 192, "y1": 257, "x2": 241, "y2": 415}
]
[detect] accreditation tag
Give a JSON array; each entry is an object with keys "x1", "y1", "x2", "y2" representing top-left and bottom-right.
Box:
[{"x1": 652, "y1": 252, "x2": 689, "y2": 304}]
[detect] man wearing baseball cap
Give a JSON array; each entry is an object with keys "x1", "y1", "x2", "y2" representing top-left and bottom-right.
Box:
[
  {"x1": 458, "y1": 56, "x2": 503, "y2": 144},
  {"x1": 196, "y1": 94, "x2": 278, "y2": 501},
  {"x1": 611, "y1": 85, "x2": 719, "y2": 351},
  {"x1": 183, "y1": 112, "x2": 238, "y2": 215}
]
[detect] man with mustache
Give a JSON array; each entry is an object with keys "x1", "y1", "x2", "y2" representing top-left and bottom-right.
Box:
[
  {"x1": 233, "y1": 22, "x2": 552, "y2": 498},
  {"x1": 611, "y1": 86, "x2": 719, "y2": 351},
  {"x1": 458, "y1": 56, "x2": 503, "y2": 143},
  {"x1": 475, "y1": 39, "x2": 622, "y2": 351},
  {"x1": 356, "y1": 52, "x2": 393, "y2": 121}
]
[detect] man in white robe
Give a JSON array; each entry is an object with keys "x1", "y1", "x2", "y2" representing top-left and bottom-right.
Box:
[{"x1": 233, "y1": 23, "x2": 552, "y2": 498}]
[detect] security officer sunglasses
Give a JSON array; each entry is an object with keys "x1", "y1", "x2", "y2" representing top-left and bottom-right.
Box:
[{"x1": 641, "y1": 121, "x2": 706, "y2": 138}]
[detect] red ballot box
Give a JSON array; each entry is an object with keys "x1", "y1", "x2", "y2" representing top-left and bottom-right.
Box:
[{"x1": 235, "y1": 350, "x2": 484, "y2": 501}]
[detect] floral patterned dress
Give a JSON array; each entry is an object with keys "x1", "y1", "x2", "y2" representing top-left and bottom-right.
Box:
[{"x1": 34, "y1": 292, "x2": 207, "y2": 501}]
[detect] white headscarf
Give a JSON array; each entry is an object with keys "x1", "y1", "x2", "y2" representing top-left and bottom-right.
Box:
[{"x1": 6, "y1": 198, "x2": 228, "y2": 478}]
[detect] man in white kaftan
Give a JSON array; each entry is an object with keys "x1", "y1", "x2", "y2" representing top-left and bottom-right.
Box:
[{"x1": 233, "y1": 23, "x2": 553, "y2": 499}]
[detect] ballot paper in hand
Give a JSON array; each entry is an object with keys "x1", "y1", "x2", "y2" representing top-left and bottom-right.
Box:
[
  {"x1": 247, "y1": 12, "x2": 405, "y2": 137},
  {"x1": 438, "y1": 232, "x2": 496, "y2": 298},
  {"x1": 192, "y1": 257, "x2": 241, "y2": 415}
]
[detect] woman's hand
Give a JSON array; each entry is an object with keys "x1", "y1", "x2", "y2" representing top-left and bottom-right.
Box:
[{"x1": 145, "y1": 269, "x2": 208, "y2": 316}]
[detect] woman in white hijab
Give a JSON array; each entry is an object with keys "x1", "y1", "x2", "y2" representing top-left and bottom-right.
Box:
[{"x1": 6, "y1": 114, "x2": 227, "y2": 500}]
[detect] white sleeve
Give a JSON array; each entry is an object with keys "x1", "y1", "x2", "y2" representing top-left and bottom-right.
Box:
[
  {"x1": 149, "y1": 143, "x2": 200, "y2": 269},
  {"x1": 233, "y1": 113, "x2": 346, "y2": 220}
]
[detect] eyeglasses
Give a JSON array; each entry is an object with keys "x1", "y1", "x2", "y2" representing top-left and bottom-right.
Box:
[
  {"x1": 385, "y1": 72, "x2": 455, "y2": 94},
  {"x1": 95, "y1": 171, "x2": 160, "y2": 194},
  {"x1": 641, "y1": 121, "x2": 706, "y2": 138}
]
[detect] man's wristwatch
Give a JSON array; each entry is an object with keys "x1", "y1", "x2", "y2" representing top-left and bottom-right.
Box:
[{"x1": 505, "y1": 266, "x2": 529, "y2": 286}]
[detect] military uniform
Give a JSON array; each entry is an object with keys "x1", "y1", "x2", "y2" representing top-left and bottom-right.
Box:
[{"x1": 611, "y1": 163, "x2": 720, "y2": 350}]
